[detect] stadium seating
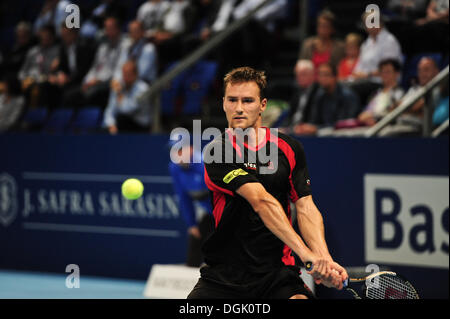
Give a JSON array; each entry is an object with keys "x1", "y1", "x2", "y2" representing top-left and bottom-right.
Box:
[
  {"x1": 69, "y1": 106, "x2": 103, "y2": 134},
  {"x1": 182, "y1": 61, "x2": 218, "y2": 115},
  {"x1": 19, "y1": 107, "x2": 48, "y2": 132},
  {"x1": 42, "y1": 108, "x2": 74, "y2": 134}
]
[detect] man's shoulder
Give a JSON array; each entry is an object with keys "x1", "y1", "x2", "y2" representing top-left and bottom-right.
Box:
[{"x1": 274, "y1": 130, "x2": 304, "y2": 152}]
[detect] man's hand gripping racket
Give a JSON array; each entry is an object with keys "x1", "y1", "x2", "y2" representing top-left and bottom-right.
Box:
[
  {"x1": 305, "y1": 261, "x2": 420, "y2": 299},
  {"x1": 304, "y1": 259, "x2": 348, "y2": 290}
]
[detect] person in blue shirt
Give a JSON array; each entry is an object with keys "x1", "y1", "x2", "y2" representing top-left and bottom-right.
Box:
[{"x1": 168, "y1": 139, "x2": 214, "y2": 267}]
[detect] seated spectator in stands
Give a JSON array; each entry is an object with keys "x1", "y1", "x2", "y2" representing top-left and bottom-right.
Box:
[
  {"x1": 294, "y1": 63, "x2": 360, "y2": 135},
  {"x1": 410, "y1": 0, "x2": 449, "y2": 54},
  {"x1": 357, "y1": 59, "x2": 404, "y2": 126},
  {"x1": 112, "y1": 20, "x2": 158, "y2": 86},
  {"x1": 33, "y1": 0, "x2": 71, "y2": 36},
  {"x1": 384, "y1": 0, "x2": 428, "y2": 55},
  {"x1": 378, "y1": 56, "x2": 441, "y2": 136},
  {"x1": 299, "y1": 10, "x2": 345, "y2": 71},
  {"x1": 338, "y1": 33, "x2": 362, "y2": 81},
  {"x1": 103, "y1": 61, "x2": 151, "y2": 134},
  {"x1": 401, "y1": 57, "x2": 440, "y2": 118},
  {"x1": 352, "y1": 13, "x2": 403, "y2": 81},
  {"x1": 282, "y1": 59, "x2": 319, "y2": 134},
  {"x1": 232, "y1": 0, "x2": 288, "y2": 67},
  {"x1": 0, "y1": 76, "x2": 25, "y2": 132},
  {"x1": 18, "y1": 24, "x2": 59, "y2": 108},
  {"x1": 75, "y1": 16, "x2": 126, "y2": 109},
  {"x1": 144, "y1": 0, "x2": 196, "y2": 68},
  {"x1": 137, "y1": 0, "x2": 171, "y2": 37},
  {"x1": 80, "y1": 0, "x2": 127, "y2": 39},
  {"x1": 432, "y1": 78, "x2": 449, "y2": 128},
  {"x1": 349, "y1": 12, "x2": 403, "y2": 106},
  {"x1": 0, "y1": 22, "x2": 35, "y2": 79},
  {"x1": 47, "y1": 23, "x2": 96, "y2": 108}
]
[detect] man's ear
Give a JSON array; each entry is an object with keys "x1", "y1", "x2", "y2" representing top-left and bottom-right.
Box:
[
  {"x1": 222, "y1": 97, "x2": 226, "y2": 112},
  {"x1": 260, "y1": 98, "x2": 268, "y2": 115}
]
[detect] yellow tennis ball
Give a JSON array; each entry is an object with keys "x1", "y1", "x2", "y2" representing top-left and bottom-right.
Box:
[{"x1": 121, "y1": 178, "x2": 144, "y2": 200}]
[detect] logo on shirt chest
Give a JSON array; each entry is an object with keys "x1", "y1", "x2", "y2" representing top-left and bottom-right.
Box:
[{"x1": 243, "y1": 162, "x2": 275, "y2": 171}]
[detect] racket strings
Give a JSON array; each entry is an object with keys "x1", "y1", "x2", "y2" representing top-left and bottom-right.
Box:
[{"x1": 366, "y1": 274, "x2": 419, "y2": 299}]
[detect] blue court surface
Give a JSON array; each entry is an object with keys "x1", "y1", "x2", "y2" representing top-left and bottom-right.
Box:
[{"x1": 0, "y1": 269, "x2": 147, "y2": 299}]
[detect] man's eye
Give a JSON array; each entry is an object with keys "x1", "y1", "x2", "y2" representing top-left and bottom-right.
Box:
[
  {"x1": 228, "y1": 98, "x2": 238, "y2": 102},
  {"x1": 242, "y1": 98, "x2": 254, "y2": 103}
]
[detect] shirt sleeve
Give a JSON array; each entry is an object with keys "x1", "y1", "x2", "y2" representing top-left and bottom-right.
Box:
[
  {"x1": 289, "y1": 139, "x2": 312, "y2": 202},
  {"x1": 203, "y1": 139, "x2": 259, "y2": 195}
]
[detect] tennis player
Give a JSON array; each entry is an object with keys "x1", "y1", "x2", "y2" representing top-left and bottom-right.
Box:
[{"x1": 187, "y1": 67, "x2": 348, "y2": 299}]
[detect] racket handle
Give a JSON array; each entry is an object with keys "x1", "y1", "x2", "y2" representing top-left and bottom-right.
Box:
[
  {"x1": 305, "y1": 261, "x2": 349, "y2": 288},
  {"x1": 343, "y1": 278, "x2": 348, "y2": 288}
]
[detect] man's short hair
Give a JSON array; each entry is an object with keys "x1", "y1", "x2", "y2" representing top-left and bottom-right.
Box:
[
  {"x1": 295, "y1": 59, "x2": 314, "y2": 72},
  {"x1": 223, "y1": 66, "x2": 267, "y2": 100},
  {"x1": 378, "y1": 58, "x2": 402, "y2": 72}
]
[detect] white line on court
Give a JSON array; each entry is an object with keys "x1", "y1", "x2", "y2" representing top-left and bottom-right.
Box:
[
  {"x1": 22, "y1": 172, "x2": 173, "y2": 184},
  {"x1": 22, "y1": 222, "x2": 180, "y2": 237}
]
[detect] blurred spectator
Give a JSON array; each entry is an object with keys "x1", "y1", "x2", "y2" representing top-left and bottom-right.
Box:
[
  {"x1": 0, "y1": 22, "x2": 35, "y2": 79},
  {"x1": 405, "y1": 0, "x2": 450, "y2": 55},
  {"x1": 379, "y1": 56, "x2": 441, "y2": 136},
  {"x1": 137, "y1": 0, "x2": 171, "y2": 37},
  {"x1": 47, "y1": 23, "x2": 96, "y2": 108},
  {"x1": 299, "y1": 10, "x2": 345, "y2": 70},
  {"x1": 70, "y1": 16, "x2": 126, "y2": 109},
  {"x1": 432, "y1": 78, "x2": 449, "y2": 127},
  {"x1": 103, "y1": 60, "x2": 151, "y2": 134},
  {"x1": 146, "y1": 0, "x2": 197, "y2": 68},
  {"x1": 80, "y1": 0, "x2": 127, "y2": 39},
  {"x1": 0, "y1": 76, "x2": 25, "y2": 132},
  {"x1": 168, "y1": 139, "x2": 214, "y2": 267},
  {"x1": 112, "y1": 20, "x2": 158, "y2": 85},
  {"x1": 33, "y1": 0, "x2": 72, "y2": 36},
  {"x1": 283, "y1": 59, "x2": 319, "y2": 134},
  {"x1": 349, "y1": 12, "x2": 403, "y2": 106},
  {"x1": 18, "y1": 24, "x2": 59, "y2": 108},
  {"x1": 180, "y1": 0, "x2": 222, "y2": 55},
  {"x1": 357, "y1": 58, "x2": 404, "y2": 126},
  {"x1": 386, "y1": 0, "x2": 429, "y2": 20},
  {"x1": 337, "y1": 33, "x2": 362, "y2": 81},
  {"x1": 416, "y1": 0, "x2": 449, "y2": 25},
  {"x1": 294, "y1": 63, "x2": 360, "y2": 135},
  {"x1": 352, "y1": 13, "x2": 403, "y2": 81}
]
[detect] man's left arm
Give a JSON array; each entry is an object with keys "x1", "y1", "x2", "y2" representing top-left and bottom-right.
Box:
[{"x1": 295, "y1": 195, "x2": 348, "y2": 284}]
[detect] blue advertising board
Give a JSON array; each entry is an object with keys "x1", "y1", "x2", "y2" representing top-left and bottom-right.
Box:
[{"x1": 0, "y1": 133, "x2": 448, "y2": 298}]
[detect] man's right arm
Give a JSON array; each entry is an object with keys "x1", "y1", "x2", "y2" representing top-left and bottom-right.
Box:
[{"x1": 236, "y1": 182, "x2": 343, "y2": 289}]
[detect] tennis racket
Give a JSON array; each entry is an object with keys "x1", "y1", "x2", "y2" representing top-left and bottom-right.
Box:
[{"x1": 305, "y1": 262, "x2": 420, "y2": 299}]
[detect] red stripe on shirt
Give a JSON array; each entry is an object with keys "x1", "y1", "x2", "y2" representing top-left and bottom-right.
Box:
[
  {"x1": 212, "y1": 192, "x2": 226, "y2": 228},
  {"x1": 282, "y1": 201, "x2": 295, "y2": 265},
  {"x1": 276, "y1": 137, "x2": 300, "y2": 202},
  {"x1": 204, "y1": 166, "x2": 234, "y2": 196}
]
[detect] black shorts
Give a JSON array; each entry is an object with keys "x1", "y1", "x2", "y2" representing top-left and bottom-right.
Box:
[{"x1": 187, "y1": 265, "x2": 315, "y2": 299}]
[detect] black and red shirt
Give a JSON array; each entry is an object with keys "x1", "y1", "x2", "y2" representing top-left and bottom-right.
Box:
[{"x1": 202, "y1": 127, "x2": 311, "y2": 280}]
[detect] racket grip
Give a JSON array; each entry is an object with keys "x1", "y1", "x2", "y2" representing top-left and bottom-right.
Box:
[{"x1": 343, "y1": 278, "x2": 348, "y2": 288}]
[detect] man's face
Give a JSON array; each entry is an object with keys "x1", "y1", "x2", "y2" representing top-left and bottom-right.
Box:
[
  {"x1": 417, "y1": 59, "x2": 439, "y2": 86},
  {"x1": 39, "y1": 30, "x2": 53, "y2": 48},
  {"x1": 295, "y1": 66, "x2": 315, "y2": 88},
  {"x1": 128, "y1": 21, "x2": 143, "y2": 42},
  {"x1": 317, "y1": 65, "x2": 336, "y2": 91},
  {"x1": 380, "y1": 64, "x2": 399, "y2": 86},
  {"x1": 122, "y1": 64, "x2": 137, "y2": 87},
  {"x1": 104, "y1": 18, "x2": 120, "y2": 41},
  {"x1": 60, "y1": 27, "x2": 77, "y2": 46},
  {"x1": 223, "y1": 82, "x2": 266, "y2": 129}
]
